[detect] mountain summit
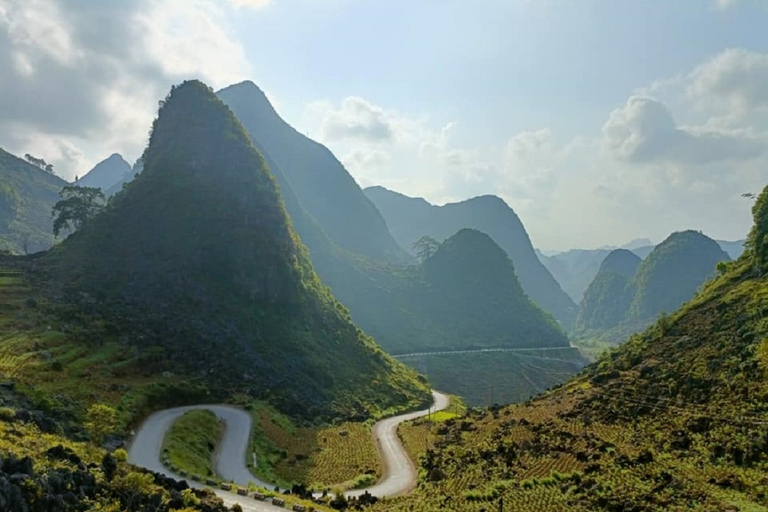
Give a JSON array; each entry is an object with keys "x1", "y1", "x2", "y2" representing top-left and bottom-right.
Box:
[
  {"x1": 217, "y1": 81, "x2": 406, "y2": 263},
  {"x1": 76, "y1": 153, "x2": 131, "y2": 191},
  {"x1": 45, "y1": 80, "x2": 428, "y2": 418}
]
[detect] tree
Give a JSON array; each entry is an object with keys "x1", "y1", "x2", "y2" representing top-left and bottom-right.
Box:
[
  {"x1": 413, "y1": 235, "x2": 441, "y2": 262},
  {"x1": 52, "y1": 185, "x2": 105, "y2": 237},
  {"x1": 84, "y1": 403, "x2": 119, "y2": 446}
]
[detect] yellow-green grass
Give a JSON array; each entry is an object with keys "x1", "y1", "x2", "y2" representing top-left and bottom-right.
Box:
[
  {"x1": 247, "y1": 402, "x2": 380, "y2": 490},
  {"x1": 163, "y1": 409, "x2": 223, "y2": 478},
  {"x1": 0, "y1": 265, "x2": 203, "y2": 431}
]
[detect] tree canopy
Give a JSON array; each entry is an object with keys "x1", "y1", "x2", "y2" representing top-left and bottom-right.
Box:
[{"x1": 51, "y1": 185, "x2": 105, "y2": 237}]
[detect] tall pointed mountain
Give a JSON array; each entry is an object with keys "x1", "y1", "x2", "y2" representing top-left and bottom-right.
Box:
[
  {"x1": 76, "y1": 153, "x2": 131, "y2": 191},
  {"x1": 0, "y1": 148, "x2": 67, "y2": 254},
  {"x1": 217, "y1": 81, "x2": 407, "y2": 263},
  {"x1": 414, "y1": 229, "x2": 569, "y2": 351},
  {"x1": 575, "y1": 249, "x2": 641, "y2": 332},
  {"x1": 364, "y1": 186, "x2": 577, "y2": 327},
  {"x1": 44, "y1": 80, "x2": 428, "y2": 419}
]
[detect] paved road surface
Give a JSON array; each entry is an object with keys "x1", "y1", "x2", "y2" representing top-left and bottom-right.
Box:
[{"x1": 128, "y1": 391, "x2": 449, "y2": 509}]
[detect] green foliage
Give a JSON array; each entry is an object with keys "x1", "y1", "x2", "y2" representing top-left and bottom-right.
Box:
[
  {"x1": 84, "y1": 403, "x2": 118, "y2": 445},
  {"x1": 748, "y1": 184, "x2": 768, "y2": 271},
  {"x1": 163, "y1": 409, "x2": 223, "y2": 478},
  {"x1": 412, "y1": 235, "x2": 440, "y2": 262},
  {"x1": 51, "y1": 185, "x2": 105, "y2": 237}
]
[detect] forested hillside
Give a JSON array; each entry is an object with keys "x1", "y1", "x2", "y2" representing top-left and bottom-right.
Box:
[
  {"x1": 31, "y1": 80, "x2": 430, "y2": 420},
  {"x1": 0, "y1": 148, "x2": 67, "y2": 254}
]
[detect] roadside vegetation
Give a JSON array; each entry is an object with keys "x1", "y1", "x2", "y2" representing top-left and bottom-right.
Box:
[
  {"x1": 163, "y1": 409, "x2": 223, "y2": 479},
  {"x1": 246, "y1": 401, "x2": 381, "y2": 491}
]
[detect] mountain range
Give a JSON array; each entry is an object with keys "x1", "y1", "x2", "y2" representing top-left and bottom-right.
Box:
[
  {"x1": 365, "y1": 185, "x2": 577, "y2": 328},
  {"x1": 380, "y1": 185, "x2": 768, "y2": 512},
  {"x1": 539, "y1": 238, "x2": 745, "y2": 302},
  {"x1": 575, "y1": 230, "x2": 730, "y2": 340},
  {"x1": 40, "y1": 80, "x2": 429, "y2": 419}
]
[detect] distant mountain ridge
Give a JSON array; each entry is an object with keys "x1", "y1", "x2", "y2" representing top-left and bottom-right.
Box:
[
  {"x1": 364, "y1": 186, "x2": 577, "y2": 327},
  {"x1": 575, "y1": 249, "x2": 641, "y2": 333},
  {"x1": 575, "y1": 230, "x2": 730, "y2": 339},
  {"x1": 76, "y1": 153, "x2": 131, "y2": 191},
  {"x1": 539, "y1": 237, "x2": 744, "y2": 302}
]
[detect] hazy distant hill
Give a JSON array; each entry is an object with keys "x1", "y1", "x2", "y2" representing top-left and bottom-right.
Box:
[
  {"x1": 716, "y1": 239, "x2": 746, "y2": 259},
  {"x1": 43, "y1": 80, "x2": 429, "y2": 419},
  {"x1": 76, "y1": 153, "x2": 131, "y2": 191},
  {"x1": 218, "y1": 81, "x2": 407, "y2": 263},
  {"x1": 364, "y1": 186, "x2": 577, "y2": 327},
  {"x1": 574, "y1": 231, "x2": 730, "y2": 344},
  {"x1": 575, "y1": 249, "x2": 641, "y2": 332},
  {"x1": 629, "y1": 230, "x2": 730, "y2": 322},
  {"x1": 539, "y1": 237, "x2": 740, "y2": 302},
  {"x1": 537, "y1": 248, "x2": 611, "y2": 302},
  {"x1": 0, "y1": 148, "x2": 67, "y2": 254}
]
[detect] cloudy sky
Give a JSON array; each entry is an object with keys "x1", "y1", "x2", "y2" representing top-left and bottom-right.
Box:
[{"x1": 1, "y1": 0, "x2": 767, "y2": 250}]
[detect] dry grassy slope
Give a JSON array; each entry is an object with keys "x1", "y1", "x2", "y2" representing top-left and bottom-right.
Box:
[{"x1": 370, "y1": 254, "x2": 768, "y2": 512}]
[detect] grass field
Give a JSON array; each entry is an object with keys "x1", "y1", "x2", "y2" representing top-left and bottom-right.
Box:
[
  {"x1": 162, "y1": 409, "x2": 223, "y2": 478},
  {"x1": 247, "y1": 402, "x2": 381, "y2": 490}
]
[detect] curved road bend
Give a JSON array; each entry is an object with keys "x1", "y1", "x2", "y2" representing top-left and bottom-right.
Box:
[{"x1": 129, "y1": 391, "x2": 449, "y2": 508}]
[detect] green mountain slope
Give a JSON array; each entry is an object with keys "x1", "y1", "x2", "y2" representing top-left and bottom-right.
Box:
[
  {"x1": 628, "y1": 230, "x2": 730, "y2": 322},
  {"x1": 217, "y1": 81, "x2": 407, "y2": 263},
  {"x1": 364, "y1": 186, "x2": 577, "y2": 328},
  {"x1": 575, "y1": 249, "x2": 641, "y2": 332},
  {"x1": 371, "y1": 184, "x2": 768, "y2": 512},
  {"x1": 575, "y1": 231, "x2": 730, "y2": 347},
  {"x1": 0, "y1": 148, "x2": 67, "y2": 254},
  {"x1": 40, "y1": 80, "x2": 429, "y2": 419}
]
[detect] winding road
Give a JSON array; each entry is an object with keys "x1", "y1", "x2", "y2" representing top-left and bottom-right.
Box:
[{"x1": 128, "y1": 390, "x2": 449, "y2": 510}]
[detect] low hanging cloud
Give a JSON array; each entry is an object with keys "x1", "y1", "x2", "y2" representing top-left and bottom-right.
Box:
[
  {"x1": 602, "y1": 96, "x2": 764, "y2": 165},
  {"x1": 0, "y1": 0, "x2": 252, "y2": 180}
]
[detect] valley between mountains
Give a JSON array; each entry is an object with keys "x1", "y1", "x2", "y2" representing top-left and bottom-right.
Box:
[{"x1": 0, "y1": 74, "x2": 760, "y2": 512}]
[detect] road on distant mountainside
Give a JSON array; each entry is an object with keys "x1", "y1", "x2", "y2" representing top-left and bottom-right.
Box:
[
  {"x1": 128, "y1": 390, "x2": 449, "y2": 510},
  {"x1": 392, "y1": 346, "x2": 580, "y2": 359}
]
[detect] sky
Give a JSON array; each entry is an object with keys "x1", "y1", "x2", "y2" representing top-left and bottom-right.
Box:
[{"x1": 1, "y1": 0, "x2": 767, "y2": 251}]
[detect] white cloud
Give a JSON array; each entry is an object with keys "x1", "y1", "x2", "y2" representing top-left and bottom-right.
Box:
[
  {"x1": 687, "y1": 48, "x2": 768, "y2": 115},
  {"x1": 319, "y1": 96, "x2": 394, "y2": 142},
  {"x1": 0, "y1": 0, "x2": 252, "y2": 180},
  {"x1": 602, "y1": 95, "x2": 764, "y2": 164},
  {"x1": 231, "y1": 0, "x2": 272, "y2": 8}
]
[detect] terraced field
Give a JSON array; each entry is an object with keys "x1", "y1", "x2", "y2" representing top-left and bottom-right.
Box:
[{"x1": 249, "y1": 403, "x2": 381, "y2": 490}]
